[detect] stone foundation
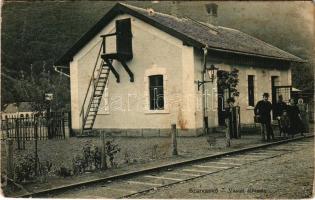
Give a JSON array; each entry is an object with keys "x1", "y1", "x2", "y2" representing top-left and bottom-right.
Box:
[{"x1": 72, "y1": 127, "x2": 210, "y2": 137}]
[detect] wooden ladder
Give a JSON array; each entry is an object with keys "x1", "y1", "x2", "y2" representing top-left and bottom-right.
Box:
[{"x1": 80, "y1": 50, "x2": 111, "y2": 135}]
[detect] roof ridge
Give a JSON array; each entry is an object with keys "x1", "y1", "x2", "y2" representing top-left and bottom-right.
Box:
[
  {"x1": 119, "y1": 2, "x2": 183, "y2": 21},
  {"x1": 184, "y1": 17, "x2": 218, "y2": 32}
]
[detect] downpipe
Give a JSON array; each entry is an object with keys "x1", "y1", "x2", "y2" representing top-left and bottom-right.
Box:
[
  {"x1": 202, "y1": 45, "x2": 209, "y2": 135},
  {"x1": 53, "y1": 65, "x2": 70, "y2": 78}
]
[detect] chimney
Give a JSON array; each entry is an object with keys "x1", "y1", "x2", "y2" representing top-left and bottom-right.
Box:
[
  {"x1": 170, "y1": 1, "x2": 180, "y2": 17},
  {"x1": 205, "y1": 3, "x2": 218, "y2": 25}
]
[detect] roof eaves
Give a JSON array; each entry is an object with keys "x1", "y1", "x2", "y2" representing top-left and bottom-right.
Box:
[
  {"x1": 227, "y1": 27, "x2": 306, "y2": 63},
  {"x1": 55, "y1": 3, "x2": 122, "y2": 66},
  {"x1": 119, "y1": 5, "x2": 205, "y2": 48},
  {"x1": 206, "y1": 45, "x2": 306, "y2": 63},
  {"x1": 55, "y1": 3, "x2": 207, "y2": 66}
]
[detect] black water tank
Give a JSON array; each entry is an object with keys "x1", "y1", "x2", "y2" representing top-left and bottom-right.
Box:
[{"x1": 116, "y1": 18, "x2": 133, "y2": 61}]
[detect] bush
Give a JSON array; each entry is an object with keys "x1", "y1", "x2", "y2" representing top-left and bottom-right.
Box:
[
  {"x1": 72, "y1": 144, "x2": 103, "y2": 175},
  {"x1": 15, "y1": 154, "x2": 36, "y2": 182},
  {"x1": 14, "y1": 154, "x2": 53, "y2": 183},
  {"x1": 105, "y1": 140, "x2": 120, "y2": 168},
  {"x1": 56, "y1": 166, "x2": 72, "y2": 177}
]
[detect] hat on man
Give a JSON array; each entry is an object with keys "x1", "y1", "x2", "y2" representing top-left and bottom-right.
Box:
[{"x1": 263, "y1": 93, "x2": 269, "y2": 98}]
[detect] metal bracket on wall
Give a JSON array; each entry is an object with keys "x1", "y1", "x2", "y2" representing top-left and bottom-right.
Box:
[
  {"x1": 119, "y1": 60, "x2": 134, "y2": 82},
  {"x1": 195, "y1": 80, "x2": 212, "y2": 91},
  {"x1": 105, "y1": 59, "x2": 120, "y2": 83}
]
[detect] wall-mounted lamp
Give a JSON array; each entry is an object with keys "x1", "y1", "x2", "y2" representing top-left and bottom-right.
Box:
[
  {"x1": 207, "y1": 64, "x2": 218, "y2": 82},
  {"x1": 196, "y1": 64, "x2": 218, "y2": 91}
]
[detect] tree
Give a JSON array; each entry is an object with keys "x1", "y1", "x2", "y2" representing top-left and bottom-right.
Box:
[
  {"x1": 217, "y1": 68, "x2": 240, "y2": 98},
  {"x1": 1, "y1": 61, "x2": 70, "y2": 113}
]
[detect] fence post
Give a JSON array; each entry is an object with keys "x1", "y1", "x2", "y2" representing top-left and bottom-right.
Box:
[
  {"x1": 34, "y1": 118, "x2": 39, "y2": 176},
  {"x1": 100, "y1": 132, "x2": 107, "y2": 170},
  {"x1": 225, "y1": 118, "x2": 231, "y2": 147},
  {"x1": 47, "y1": 111, "x2": 52, "y2": 139},
  {"x1": 6, "y1": 138, "x2": 14, "y2": 180},
  {"x1": 171, "y1": 124, "x2": 178, "y2": 156},
  {"x1": 22, "y1": 116, "x2": 25, "y2": 150},
  {"x1": 16, "y1": 118, "x2": 21, "y2": 150},
  {"x1": 236, "y1": 106, "x2": 241, "y2": 138},
  {"x1": 68, "y1": 112, "x2": 73, "y2": 137},
  {"x1": 62, "y1": 113, "x2": 66, "y2": 139},
  {"x1": 5, "y1": 116, "x2": 9, "y2": 138}
]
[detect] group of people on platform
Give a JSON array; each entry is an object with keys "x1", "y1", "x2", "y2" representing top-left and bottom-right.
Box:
[{"x1": 254, "y1": 93, "x2": 309, "y2": 142}]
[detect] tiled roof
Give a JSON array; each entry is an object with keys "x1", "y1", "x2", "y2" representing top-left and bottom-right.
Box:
[{"x1": 55, "y1": 3, "x2": 304, "y2": 66}]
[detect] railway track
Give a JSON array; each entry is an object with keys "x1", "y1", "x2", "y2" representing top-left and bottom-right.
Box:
[{"x1": 16, "y1": 135, "x2": 313, "y2": 198}]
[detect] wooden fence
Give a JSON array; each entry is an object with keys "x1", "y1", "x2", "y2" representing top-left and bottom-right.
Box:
[{"x1": 1, "y1": 112, "x2": 67, "y2": 149}]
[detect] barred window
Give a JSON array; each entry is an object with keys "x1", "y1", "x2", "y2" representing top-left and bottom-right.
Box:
[{"x1": 149, "y1": 75, "x2": 164, "y2": 110}]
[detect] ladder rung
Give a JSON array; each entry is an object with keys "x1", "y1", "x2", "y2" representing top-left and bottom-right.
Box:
[{"x1": 86, "y1": 117, "x2": 94, "y2": 120}]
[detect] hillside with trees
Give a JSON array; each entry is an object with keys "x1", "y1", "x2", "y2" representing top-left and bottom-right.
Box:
[{"x1": 1, "y1": 1, "x2": 313, "y2": 109}]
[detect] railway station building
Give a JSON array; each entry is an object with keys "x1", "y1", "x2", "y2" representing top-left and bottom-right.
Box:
[{"x1": 55, "y1": 3, "x2": 304, "y2": 136}]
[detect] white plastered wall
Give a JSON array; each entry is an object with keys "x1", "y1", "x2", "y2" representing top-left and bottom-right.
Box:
[{"x1": 193, "y1": 50, "x2": 292, "y2": 126}]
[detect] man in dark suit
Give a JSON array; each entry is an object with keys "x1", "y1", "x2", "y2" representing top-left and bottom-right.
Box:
[
  {"x1": 274, "y1": 95, "x2": 288, "y2": 136},
  {"x1": 254, "y1": 93, "x2": 274, "y2": 142}
]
